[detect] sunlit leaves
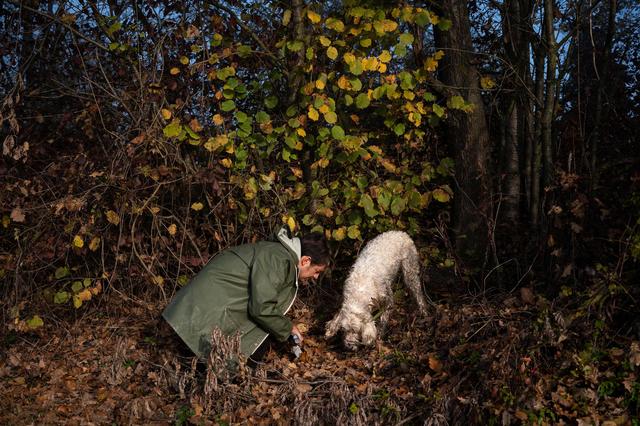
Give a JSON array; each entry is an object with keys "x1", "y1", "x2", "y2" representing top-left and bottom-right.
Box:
[
  {"x1": 27, "y1": 315, "x2": 44, "y2": 329},
  {"x1": 220, "y1": 100, "x2": 236, "y2": 112},
  {"x1": 307, "y1": 10, "x2": 321, "y2": 24},
  {"x1": 327, "y1": 46, "x2": 338, "y2": 60},
  {"x1": 481, "y1": 76, "x2": 496, "y2": 90},
  {"x1": 160, "y1": 108, "x2": 172, "y2": 120},
  {"x1": 72, "y1": 235, "x2": 84, "y2": 248},
  {"x1": 191, "y1": 202, "x2": 204, "y2": 211},
  {"x1": 355, "y1": 93, "x2": 370, "y2": 109},
  {"x1": 163, "y1": 121, "x2": 182, "y2": 138},
  {"x1": 323, "y1": 111, "x2": 337, "y2": 124},
  {"x1": 106, "y1": 210, "x2": 120, "y2": 225}
]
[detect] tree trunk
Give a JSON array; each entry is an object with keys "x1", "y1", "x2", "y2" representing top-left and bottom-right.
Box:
[
  {"x1": 435, "y1": 0, "x2": 491, "y2": 268},
  {"x1": 589, "y1": 0, "x2": 617, "y2": 188},
  {"x1": 541, "y1": 0, "x2": 558, "y2": 190}
]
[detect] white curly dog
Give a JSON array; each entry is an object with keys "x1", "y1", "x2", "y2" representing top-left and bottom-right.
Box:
[{"x1": 325, "y1": 231, "x2": 428, "y2": 350}]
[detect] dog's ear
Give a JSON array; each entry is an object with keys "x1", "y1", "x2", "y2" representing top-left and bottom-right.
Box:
[
  {"x1": 324, "y1": 312, "x2": 342, "y2": 338},
  {"x1": 360, "y1": 320, "x2": 377, "y2": 346}
]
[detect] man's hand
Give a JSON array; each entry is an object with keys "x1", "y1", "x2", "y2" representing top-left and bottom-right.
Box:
[{"x1": 291, "y1": 325, "x2": 304, "y2": 345}]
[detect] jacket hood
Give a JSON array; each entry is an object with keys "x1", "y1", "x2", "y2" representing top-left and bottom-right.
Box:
[{"x1": 272, "y1": 227, "x2": 301, "y2": 262}]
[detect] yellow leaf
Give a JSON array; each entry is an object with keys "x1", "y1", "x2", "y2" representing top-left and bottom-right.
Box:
[
  {"x1": 424, "y1": 57, "x2": 438, "y2": 72},
  {"x1": 378, "y1": 62, "x2": 387, "y2": 73},
  {"x1": 180, "y1": 56, "x2": 189, "y2": 65},
  {"x1": 343, "y1": 52, "x2": 356, "y2": 65},
  {"x1": 319, "y1": 104, "x2": 330, "y2": 114},
  {"x1": 316, "y1": 207, "x2": 334, "y2": 218},
  {"x1": 337, "y1": 75, "x2": 350, "y2": 90},
  {"x1": 191, "y1": 202, "x2": 204, "y2": 211},
  {"x1": 73, "y1": 235, "x2": 84, "y2": 248},
  {"x1": 327, "y1": 46, "x2": 338, "y2": 60},
  {"x1": 434, "y1": 50, "x2": 445, "y2": 60},
  {"x1": 89, "y1": 236, "x2": 100, "y2": 251},
  {"x1": 378, "y1": 50, "x2": 392, "y2": 63},
  {"x1": 432, "y1": 188, "x2": 451, "y2": 202},
  {"x1": 315, "y1": 79, "x2": 326, "y2": 90},
  {"x1": 170, "y1": 67, "x2": 180, "y2": 75},
  {"x1": 287, "y1": 216, "x2": 296, "y2": 232},
  {"x1": 296, "y1": 128, "x2": 306, "y2": 137},
  {"x1": 323, "y1": 111, "x2": 337, "y2": 124},
  {"x1": 168, "y1": 224, "x2": 177, "y2": 236},
  {"x1": 106, "y1": 210, "x2": 120, "y2": 225},
  {"x1": 73, "y1": 295, "x2": 82, "y2": 308},
  {"x1": 2, "y1": 215, "x2": 10, "y2": 228},
  {"x1": 78, "y1": 288, "x2": 92, "y2": 302},
  {"x1": 212, "y1": 114, "x2": 224, "y2": 125},
  {"x1": 318, "y1": 36, "x2": 331, "y2": 47},
  {"x1": 220, "y1": 158, "x2": 232, "y2": 168},
  {"x1": 161, "y1": 108, "x2": 172, "y2": 120},
  {"x1": 332, "y1": 227, "x2": 347, "y2": 241},
  {"x1": 306, "y1": 10, "x2": 321, "y2": 24},
  {"x1": 152, "y1": 275, "x2": 164, "y2": 286},
  {"x1": 480, "y1": 76, "x2": 496, "y2": 90},
  {"x1": 308, "y1": 107, "x2": 319, "y2": 121},
  {"x1": 383, "y1": 20, "x2": 398, "y2": 32}
]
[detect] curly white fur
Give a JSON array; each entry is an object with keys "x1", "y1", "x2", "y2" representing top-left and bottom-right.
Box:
[{"x1": 325, "y1": 231, "x2": 427, "y2": 350}]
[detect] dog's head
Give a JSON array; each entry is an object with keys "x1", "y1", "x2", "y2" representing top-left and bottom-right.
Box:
[{"x1": 325, "y1": 311, "x2": 377, "y2": 351}]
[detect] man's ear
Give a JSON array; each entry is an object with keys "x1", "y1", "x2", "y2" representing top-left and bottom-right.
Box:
[{"x1": 299, "y1": 255, "x2": 312, "y2": 267}]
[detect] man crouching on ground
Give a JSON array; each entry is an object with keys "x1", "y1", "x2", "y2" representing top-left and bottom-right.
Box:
[{"x1": 162, "y1": 227, "x2": 330, "y2": 361}]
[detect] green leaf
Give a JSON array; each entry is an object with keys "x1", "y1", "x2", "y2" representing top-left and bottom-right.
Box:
[
  {"x1": 378, "y1": 190, "x2": 392, "y2": 211},
  {"x1": 347, "y1": 225, "x2": 361, "y2": 240},
  {"x1": 163, "y1": 122, "x2": 182, "y2": 138},
  {"x1": 234, "y1": 111, "x2": 248, "y2": 123},
  {"x1": 359, "y1": 194, "x2": 378, "y2": 217},
  {"x1": 349, "y1": 78, "x2": 362, "y2": 92},
  {"x1": 255, "y1": 111, "x2": 270, "y2": 124},
  {"x1": 447, "y1": 95, "x2": 466, "y2": 110},
  {"x1": 237, "y1": 44, "x2": 252, "y2": 57},
  {"x1": 71, "y1": 281, "x2": 83, "y2": 293},
  {"x1": 438, "y1": 19, "x2": 453, "y2": 31},
  {"x1": 220, "y1": 100, "x2": 236, "y2": 112},
  {"x1": 415, "y1": 11, "x2": 431, "y2": 26},
  {"x1": 423, "y1": 92, "x2": 436, "y2": 102},
  {"x1": 432, "y1": 104, "x2": 445, "y2": 118},
  {"x1": 394, "y1": 123, "x2": 405, "y2": 136},
  {"x1": 432, "y1": 187, "x2": 451, "y2": 202},
  {"x1": 331, "y1": 125, "x2": 345, "y2": 140},
  {"x1": 399, "y1": 33, "x2": 414, "y2": 45},
  {"x1": 349, "y1": 61, "x2": 363, "y2": 75},
  {"x1": 390, "y1": 196, "x2": 407, "y2": 216},
  {"x1": 55, "y1": 266, "x2": 70, "y2": 280},
  {"x1": 287, "y1": 40, "x2": 304, "y2": 52},
  {"x1": 27, "y1": 315, "x2": 44, "y2": 329},
  {"x1": 324, "y1": 111, "x2": 337, "y2": 124},
  {"x1": 265, "y1": 96, "x2": 278, "y2": 109},
  {"x1": 54, "y1": 291, "x2": 70, "y2": 304},
  {"x1": 355, "y1": 93, "x2": 370, "y2": 109}
]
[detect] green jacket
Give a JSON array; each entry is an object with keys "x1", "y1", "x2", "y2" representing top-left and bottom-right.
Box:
[{"x1": 162, "y1": 228, "x2": 300, "y2": 358}]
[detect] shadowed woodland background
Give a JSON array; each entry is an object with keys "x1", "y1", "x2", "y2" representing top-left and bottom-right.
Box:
[{"x1": 1, "y1": 0, "x2": 639, "y2": 424}]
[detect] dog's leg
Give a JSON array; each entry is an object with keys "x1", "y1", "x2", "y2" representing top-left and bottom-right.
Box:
[
  {"x1": 401, "y1": 242, "x2": 428, "y2": 313},
  {"x1": 361, "y1": 316, "x2": 377, "y2": 346},
  {"x1": 325, "y1": 311, "x2": 343, "y2": 338}
]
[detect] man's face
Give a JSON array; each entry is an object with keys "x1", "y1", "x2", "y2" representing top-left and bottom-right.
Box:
[{"x1": 298, "y1": 256, "x2": 327, "y2": 282}]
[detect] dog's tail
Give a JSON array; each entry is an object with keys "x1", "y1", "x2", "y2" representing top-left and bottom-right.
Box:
[{"x1": 401, "y1": 237, "x2": 429, "y2": 313}]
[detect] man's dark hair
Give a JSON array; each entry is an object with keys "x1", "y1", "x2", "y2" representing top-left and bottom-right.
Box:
[{"x1": 300, "y1": 232, "x2": 330, "y2": 266}]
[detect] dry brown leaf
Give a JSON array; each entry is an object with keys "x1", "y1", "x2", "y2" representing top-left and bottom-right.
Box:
[{"x1": 10, "y1": 207, "x2": 25, "y2": 223}]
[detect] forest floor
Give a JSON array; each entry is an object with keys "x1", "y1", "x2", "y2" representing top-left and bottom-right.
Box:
[{"x1": 2, "y1": 277, "x2": 639, "y2": 425}]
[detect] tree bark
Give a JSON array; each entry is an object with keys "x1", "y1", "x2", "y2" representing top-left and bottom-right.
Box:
[
  {"x1": 589, "y1": 0, "x2": 617, "y2": 187},
  {"x1": 435, "y1": 0, "x2": 492, "y2": 267}
]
